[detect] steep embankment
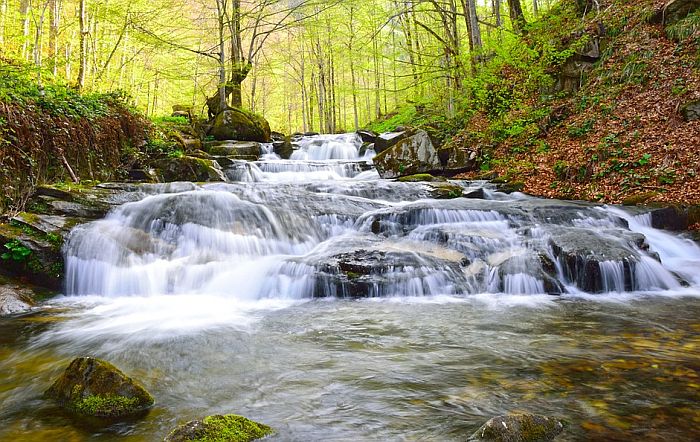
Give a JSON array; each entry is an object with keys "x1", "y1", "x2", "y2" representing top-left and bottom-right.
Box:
[
  {"x1": 455, "y1": 0, "x2": 700, "y2": 209},
  {"x1": 0, "y1": 58, "x2": 149, "y2": 214}
]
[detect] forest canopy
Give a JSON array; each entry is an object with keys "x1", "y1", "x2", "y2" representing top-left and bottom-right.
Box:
[{"x1": 0, "y1": 0, "x2": 555, "y2": 132}]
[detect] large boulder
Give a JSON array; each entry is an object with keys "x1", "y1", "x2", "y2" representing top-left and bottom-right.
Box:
[
  {"x1": 153, "y1": 156, "x2": 226, "y2": 182},
  {"x1": 45, "y1": 357, "x2": 154, "y2": 418},
  {"x1": 373, "y1": 130, "x2": 478, "y2": 179},
  {"x1": 164, "y1": 414, "x2": 274, "y2": 442},
  {"x1": 469, "y1": 413, "x2": 564, "y2": 441},
  {"x1": 209, "y1": 108, "x2": 271, "y2": 142}
]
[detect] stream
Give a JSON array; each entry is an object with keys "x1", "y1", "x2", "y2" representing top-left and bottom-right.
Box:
[{"x1": 1, "y1": 133, "x2": 699, "y2": 441}]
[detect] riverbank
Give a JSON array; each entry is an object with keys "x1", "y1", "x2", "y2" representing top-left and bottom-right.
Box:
[{"x1": 367, "y1": 0, "x2": 700, "y2": 214}]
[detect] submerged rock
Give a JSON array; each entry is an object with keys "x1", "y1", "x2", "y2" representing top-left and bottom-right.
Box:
[
  {"x1": 208, "y1": 108, "x2": 271, "y2": 142},
  {"x1": 164, "y1": 414, "x2": 274, "y2": 442},
  {"x1": 469, "y1": 413, "x2": 564, "y2": 441},
  {"x1": 45, "y1": 357, "x2": 154, "y2": 418}
]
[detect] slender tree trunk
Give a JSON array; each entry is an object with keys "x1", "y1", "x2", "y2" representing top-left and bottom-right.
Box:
[
  {"x1": 49, "y1": 0, "x2": 60, "y2": 76},
  {"x1": 20, "y1": 0, "x2": 31, "y2": 60},
  {"x1": 77, "y1": 0, "x2": 87, "y2": 90},
  {"x1": 1, "y1": 0, "x2": 8, "y2": 46},
  {"x1": 533, "y1": 0, "x2": 539, "y2": 16}
]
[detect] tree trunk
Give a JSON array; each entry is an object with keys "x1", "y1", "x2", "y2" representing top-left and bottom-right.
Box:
[
  {"x1": 507, "y1": 0, "x2": 527, "y2": 33},
  {"x1": 20, "y1": 0, "x2": 31, "y2": 60},
  {"x1": 77, "y1": 0, "x2": 87, "y2": 90}
]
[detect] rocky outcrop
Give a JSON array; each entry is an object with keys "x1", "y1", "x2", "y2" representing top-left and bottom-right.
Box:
[
  {"x1": 164, "y1": 414, "x2": 274, "y2": 442},
  {"x1": 45, "y1": 357, "x2": 154, "y2": 418},
  {"x1": 208, "y1": 108, "x2": 271, "y2": 142},
  {"x1": 469, "y1": 413, "x2": 564, "y2": 441},
  {"x1": 680, "y1": 99, "x2": 700, "y2": 122},
  {"x1": 204, "y1": 141, "x2": 261, "y2": 160},
  {"x1": 373, "y1": 130, "x2": 478, "y2": 179},
  {"x1": 153, "y1": 157, "x2": 226, "y2": 183}
]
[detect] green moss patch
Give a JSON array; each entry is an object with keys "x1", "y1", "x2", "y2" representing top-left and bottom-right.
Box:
[
  {"x1": 165, "y1": 414, "x2": 274, "y2": 442},
  {"x1": 72, "y1": 394, "x2": 142, "y2": 418}
]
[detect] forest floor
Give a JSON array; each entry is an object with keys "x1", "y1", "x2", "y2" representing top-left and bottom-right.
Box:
[{"x1": 450, "y1": 0, "x2": 700, "y2": 220}]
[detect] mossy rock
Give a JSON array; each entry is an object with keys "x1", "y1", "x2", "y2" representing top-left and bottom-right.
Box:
[
  {"x1": 45, "y1": 357, "x2": 154, "y2": 418},
  {"x1": 153, "y1": 156, "x2": 226, "y2": 183},
  {"x1": 209, "y1": 108, "x2": 271, "y2": 142},
  {"x1": 397, "y1": 174, "x2": 447, "y2": 183},
  {"x1": 621, "y1": 191, "x2": 660, "y2": 206},
  {"x1": 426, "y1": 182, "x2": 464, "y2": 199},
  {"x1": 164, "y1": 414, "x2": 274, "y2": 442},
  {"x1": 469, "y1": 413, "x2": 564, "y2": 441}
]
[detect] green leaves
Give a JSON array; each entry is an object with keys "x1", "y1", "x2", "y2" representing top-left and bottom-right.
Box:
[{"x1": 1, "y1": 240, "x2": 32, "y2": 262}]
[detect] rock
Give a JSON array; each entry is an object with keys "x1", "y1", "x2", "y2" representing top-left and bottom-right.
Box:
[
  {"x1": 153, "y1": 156, "x2": 226, "y2": 183},
  {"x1": 648, "y1": 206, "x2": 689, "y2": 231},
  {"x1": 208, "y1": 108, "x2": 271, "y2": 142},
  {"x1": 373, "y1": 130, "x2": 478, "y2": 179},
  {"x1": 374, "y1": 131, "x2": 408, "y2": 154},
  {"x1": 661, "y1": 0, "x2": 700, "y2": 25},
  {"x1": 204, "y1": 140, "x2": 261, "y2": 160},
  {"x1": 426, "y1": 182, "x2": 465, "y2": 199},
  {"x1": 171, "y1": 111, "x2": 190, "y2": 119},
  {"x1": 469, "y1": 413, "x2": 564, "y2": 442},
  {"x1": 128, "y1": 169, "x2": 159, "y2": 183},
  {"x1": 464, "y1": 188, "x2": 486, "y2": 199},
  {"x1": 45, "y1": 357, "x2": 154, "y2": 418},
  {"x1": 0, "y1": 284, "x2": 35, "y2": 315},
  {"x1": 164, "y1": 414, "x2": 274, "y2": 442},
  {"x1": 358, "y1": 142, "x2": 374, "y2": 157},
  {"x1": 0, "y1": 220, "x2": 65, "y2": 290},
  {"x1": 548, "y1": 228, "x2": 645, "y2": 293},
  {"x1": 680, "y1": 99, "x2": 700, "y2": 122},
  {"x1": 356, "y1": 129, "x2": 378, "y2": 144},
  {"x1": 272, "y1": 137, "x2": 294, "y2": 159},
  {"x1": 270, "y1": 131, "x2": 285, "y2": 142},
  {"x1": 397, "y1": 174, "x2": 447, "y2": 182}
]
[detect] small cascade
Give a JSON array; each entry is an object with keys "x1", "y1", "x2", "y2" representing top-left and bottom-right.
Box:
[{"x1": 290, "y1": 133, "x2": 364, "y2": 160}]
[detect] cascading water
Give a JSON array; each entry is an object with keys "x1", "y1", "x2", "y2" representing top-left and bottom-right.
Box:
[{"x1": 2, "y1": 133, "x2": 699, "y2": 441}]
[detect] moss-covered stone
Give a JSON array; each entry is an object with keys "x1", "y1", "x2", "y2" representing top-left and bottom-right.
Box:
[
  {"x1": 153, "y1": 156, "x2": 226, "y2": 183},
  {"x1": 164, "y1": 414, "x2": 274, "y2": 442},
  {"x1": 209, "y1": 108, "x2": 271, "y2": 142},
  {"x1": 45, "y1": 357, "x2": 154, "y2": 419},
  {"x1": 426, "y1": 182, "x2": 464, "y2": 199},
  {"x1": 469, "y1": 413, "x2": 564, "y2": 441},
  {"x1": 397, "y1": 174, "x2": 446, "y2": 182}
]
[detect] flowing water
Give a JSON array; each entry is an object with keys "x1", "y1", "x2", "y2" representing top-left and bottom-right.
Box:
[{"x1": 1, "y1": 134, "x2": 699, "y2": 441}]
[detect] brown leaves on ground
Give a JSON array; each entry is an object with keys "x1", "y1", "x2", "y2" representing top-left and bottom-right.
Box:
[{"x1": 457, "y1": 0, "x2": 700, "y2": 212}]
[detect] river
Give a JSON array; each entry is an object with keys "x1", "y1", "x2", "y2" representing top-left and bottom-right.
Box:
[{"x1": 1, "y1": 133, "x2": 699, "y2": 441}]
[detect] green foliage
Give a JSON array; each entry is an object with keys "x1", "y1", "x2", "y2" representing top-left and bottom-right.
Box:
[
  {"x1": 0, "y1": 60, "x2": 131, "y2": 119},
  {"x1": 553, "y1": 160, "x2": 570, "y2": 179},
  {"x1": 1, "y1": 240, "x2": 32, "y2": 262},
  {"x1": 568, "y1": 119, "x2": 595, "y2": 137},
  {"x1": 168, "y1": 149, "x2": 185, "y2": 159},
  {"x1": 366, "y1": 105, "x2": 419, "y2": 133},
  {"x1": 152, "y1": 115, "x2": 190, "y2": 125},
  {"x1": 666, "y1": 11, "x2": 700, "y2": 42}
]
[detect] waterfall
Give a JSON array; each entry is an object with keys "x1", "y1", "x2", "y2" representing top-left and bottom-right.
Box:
[{"x1": 62, "y1": 134, "x2": 700, "y2": 301}]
